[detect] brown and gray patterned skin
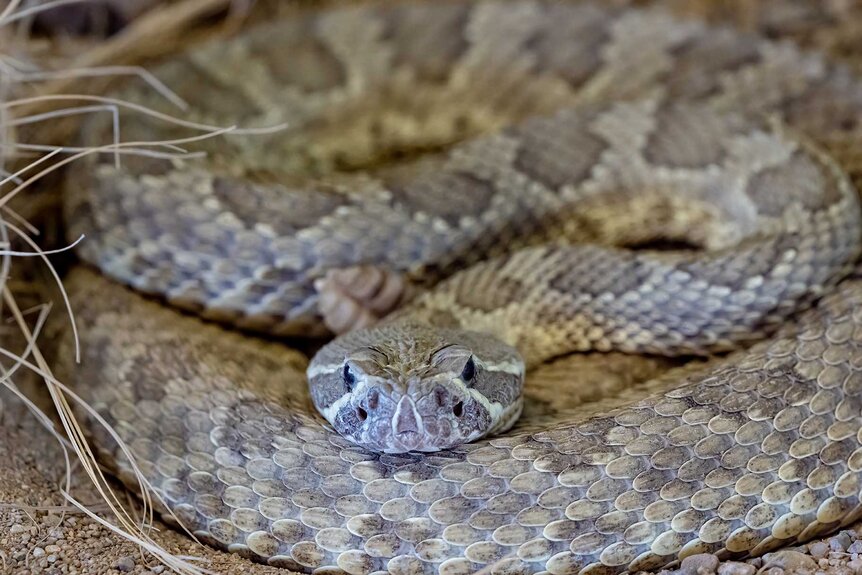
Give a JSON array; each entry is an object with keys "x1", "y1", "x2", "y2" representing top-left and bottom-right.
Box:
[{"x1": 53, "y1": 0, "x2": 862, "y2": 573}]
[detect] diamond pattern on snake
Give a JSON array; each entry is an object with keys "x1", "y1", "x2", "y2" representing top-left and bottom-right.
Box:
[{"x1": 54, "y1": 1, "x2": 862, "y2": 574}]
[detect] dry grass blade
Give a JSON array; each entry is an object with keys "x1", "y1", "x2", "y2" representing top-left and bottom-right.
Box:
[
  {"x1": 0, "y1": 286, "x2": 216, "y2": 575},
  {"x1": 13, "y1": 66, "x2": 190, "y2": 110},
  {"x1": 0, "y1": 1, "x2": 269, "y2": 573},
  {"x1": 10, "y1": 0, "x2": 236, "y2": 129}
]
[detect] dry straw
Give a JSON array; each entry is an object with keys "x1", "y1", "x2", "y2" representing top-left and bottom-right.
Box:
[{"x1": 0, "y1": 1, "x2": 264, "y2": 573}]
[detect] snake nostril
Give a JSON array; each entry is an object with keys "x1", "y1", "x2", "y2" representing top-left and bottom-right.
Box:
[
  {"x1": 452, "y1": 402, "x2": 463, "y2": 417},
  {"x1": 356, "y1": 407, "x2": 368, "y2": 421}
]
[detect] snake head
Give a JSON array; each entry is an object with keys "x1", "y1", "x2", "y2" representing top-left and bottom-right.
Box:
[{"x1": 307, "y1": 322, "x2": 525, "y2": 453}]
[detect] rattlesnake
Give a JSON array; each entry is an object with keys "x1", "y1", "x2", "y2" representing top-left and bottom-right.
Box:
[{"x1": 52, "y1": 0, "x2": 862, "y2": 573}]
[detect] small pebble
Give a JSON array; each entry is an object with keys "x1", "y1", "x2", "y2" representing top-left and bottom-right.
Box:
[
  {"x1": 9, "y1": 524, "x2": 25, "y2": 534},
  {"x1": 681, "y1": 553, "x2": 719, "y2": 575},
  {"x1": 809, "y1": 541, "x2": 830, "y2": 559},
  {"x1": 762, "y1": 550, "x2": 819, "y2": 572},
  {"x1": 717, "y1": 561, "x2": 755, "y2": 575},
  {"x1": 45, "y1": 545, "x2": 60, "y2": 554},
  {"x1": 832, "y1": 532, "x2": 854, "y2": 551},
  {"x1": 850, "y1": 541, "x2": 862, "y2": 554},
  {"x1": 32, "y1": 547, "x2": 45, "y2": 558},
  {"x1": 116, "y1": 555, "x2": 136, "y2": 572},
  {"x1": 152, "y1": 567, "x2": 165, "y2": 574}
]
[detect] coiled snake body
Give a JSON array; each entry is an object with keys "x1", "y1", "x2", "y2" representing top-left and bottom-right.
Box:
[{"x1": 54, "y1": 1, "x2": 862, "y2": 573}]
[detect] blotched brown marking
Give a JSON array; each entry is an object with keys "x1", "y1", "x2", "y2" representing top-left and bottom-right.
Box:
[
  {"x1": 509, "y1": 109, "x2": 607, "y2": 191},
  {"x1": 454, "y1": 271, "x2": 527, "y2": 313},
  {"x1": 211, "y1": 178, "x2": 350, "y2": 235},
  {"x1": 524, "y1": 3, "x2": 614, "y2": 89},
  {"x1": 548, "y1": 248, "x2": 655, "y2": 298},
  {"x1": 90, "y1": 58, "x2": 262, "y2": 176},
  {"x1": 665, "y1": 28, "x2": 763, "y2": 100},
  {"x1": 245, "y1": 17, "x2": 347, "y2": 93},
  {"x1": 154, "y1": 58, "x2": 261, "y2": 124},
  {"x1": 380, "y1": 3, "x2": 472, "y2": 83},
  {"x1": 124, "y1": 342, "x2": 202, "y2": 403},
  {"x1": 408, "y1": 308, "x2": 461, "y2": 331},
  {"x1": 385, "y1": 169, "x2": 497, "y2": 227},
  {"x1": 644, "y1": 103, "x2": 746, "y2": 169},
  {"x1": 780, "y1": 70, "x2": 862, "y2": 174},
  {"x1": 792, "y1": 72, "x2": 862, "y2": 132},
  {"x1": 744, "y1": 152, "x2": 836, "y2": 215}
]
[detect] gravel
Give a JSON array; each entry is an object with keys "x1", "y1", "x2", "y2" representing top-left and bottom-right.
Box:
[
  {"x1": 0, "y1": 393, "x2": 290, "y2": 575},
  {"x1": 117, "y1": 555, "x2": 137, "y2": 572},
  {"x1": 648, "y1": 541, "x2": 862, "y2": 575}
]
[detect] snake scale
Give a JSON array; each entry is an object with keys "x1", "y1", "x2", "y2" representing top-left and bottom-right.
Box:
[{"x1": 49, "y1": 0, "x2": 862, "y2": 573}]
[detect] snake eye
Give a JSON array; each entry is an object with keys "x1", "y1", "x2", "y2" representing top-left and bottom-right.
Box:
[
  {"x1": 461, "y1": 357, "x2": 476, "y2": 383},
  {"x1": 343, "y1": 364, "x2": 356, "y2": 391}
]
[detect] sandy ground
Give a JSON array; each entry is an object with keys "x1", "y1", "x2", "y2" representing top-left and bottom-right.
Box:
[{"x1": 0, "y1": 392, "x2": 291, "y2": 575}]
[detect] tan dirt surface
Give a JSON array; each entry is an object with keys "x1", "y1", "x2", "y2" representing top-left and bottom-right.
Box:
[{"x1": 0, "y1": 391, "x2": 293, "y2": 575}]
